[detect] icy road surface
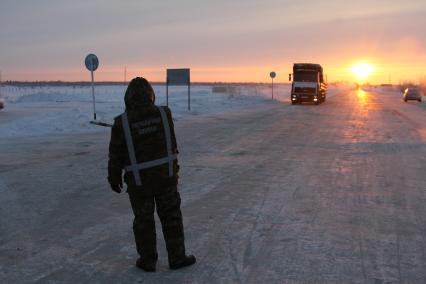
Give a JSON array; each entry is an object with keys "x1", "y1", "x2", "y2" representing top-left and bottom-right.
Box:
[{"x1": 1, "y1": 88, "x2": 426, "y2": 283}]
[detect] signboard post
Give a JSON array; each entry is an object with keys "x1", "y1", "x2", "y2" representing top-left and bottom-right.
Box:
[
  {"x1": 84, "y1": 54, "x2": 112, "y2": 127},
  {"x1": 166, "y1": 68, "x2": 191, "y2": 110},
  {"x1": 270, "y1": 71, "x2": 276, "y2": 100},
  {"x1": 85, "y1": 54, "x2": 99, "y2": 120}
]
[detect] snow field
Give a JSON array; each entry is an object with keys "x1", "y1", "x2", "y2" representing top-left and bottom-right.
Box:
[{"x1": 0, "y1": 84, "x2": 292, "y2": 138}]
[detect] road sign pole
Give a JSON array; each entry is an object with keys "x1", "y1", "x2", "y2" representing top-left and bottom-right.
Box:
[
  {"x1": 91, "y1": 70, "x2": 96, "y2": 120},
  {"x1": 270, "y1": 71, "x2": 276, "y2": 100},
  {"x1": 166, "y1": 80, "x2": 169, "y2": 107},
  {"x1": 188, "y1": 80, "x2": 191, "y2": 111},
  {"x1": 85, "y1": 53, "x2": 99, "y2": 122}
]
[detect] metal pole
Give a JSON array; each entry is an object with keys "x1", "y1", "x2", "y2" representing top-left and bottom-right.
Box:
[
  {"x1": 91, "y1": 70, "x2": 96, "y2": 120},
  {"x1": 272, "y1": 78, "x2": 274, "y2": 100},
  {"x1": 188, "y1": 81, "x2": 191, "y2": 111},
  {"x1": 166, "y1": 79, "x2": 169, "y2": 107}
]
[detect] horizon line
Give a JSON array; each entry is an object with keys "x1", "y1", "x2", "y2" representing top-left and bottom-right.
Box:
[{"x1": 0, "y1": 80, "x2": 403, "y2": 86}]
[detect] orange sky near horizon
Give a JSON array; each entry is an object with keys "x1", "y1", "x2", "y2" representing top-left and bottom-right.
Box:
[{"x1": 6, "y1": 57, "x2": 424, "y2": 85}]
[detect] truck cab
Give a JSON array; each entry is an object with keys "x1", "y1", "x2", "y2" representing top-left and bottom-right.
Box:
[{"x1": 290, "y1": 63, "x2": 327, "y2": 105}]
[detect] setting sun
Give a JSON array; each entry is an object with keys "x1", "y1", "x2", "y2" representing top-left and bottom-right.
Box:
[{"x1": 351, "y1": 63, "x2": 374, "y2": 81}]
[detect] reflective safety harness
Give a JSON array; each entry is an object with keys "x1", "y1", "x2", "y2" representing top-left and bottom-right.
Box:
[{"x1": 121, "y1": 106, "x2": 177, "y2": 186}]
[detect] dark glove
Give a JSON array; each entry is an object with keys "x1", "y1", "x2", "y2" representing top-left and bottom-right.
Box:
[{"x1": 110, "y1": 181, "x2": 123, "y2": 194}]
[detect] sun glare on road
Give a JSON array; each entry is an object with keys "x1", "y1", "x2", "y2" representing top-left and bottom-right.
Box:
[
  {"x1": 351, "y1": 63, "x2": 374, "y2": 80},
  {"x1": 357, "y1": 89, "x2": 368, "y2": 105}
]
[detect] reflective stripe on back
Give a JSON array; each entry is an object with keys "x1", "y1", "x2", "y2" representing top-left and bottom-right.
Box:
[
  {"x1": 121, "y1": 112, "x2": 142, "y2": 186},
  {"x1": 125, "y1": 154, "x2": 177, "y2": 172},
  {"x1": 157, "y1": 106, "x2": 174, "y2": 176}
]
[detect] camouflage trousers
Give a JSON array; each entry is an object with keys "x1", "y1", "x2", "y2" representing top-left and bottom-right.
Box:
[{"x1": 127, "y1": 184, "x2": 186, "y2": 265}]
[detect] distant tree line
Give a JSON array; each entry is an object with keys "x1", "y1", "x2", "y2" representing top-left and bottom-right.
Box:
[{"x1": 1, "y1": 81, "x2": 137, "y2": 87}]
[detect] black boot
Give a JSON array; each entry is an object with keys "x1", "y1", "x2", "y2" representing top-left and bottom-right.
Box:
[
  {"x1": 169, "y1": 255, "x2": 196, "y2": 270},
  {"x1": 136, "y1": 254, "x2": 158, "y2": 272}
]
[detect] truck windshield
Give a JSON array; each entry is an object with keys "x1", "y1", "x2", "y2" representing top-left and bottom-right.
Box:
[
  {"x1": 294, "y1": 71, "x2": 318, "y2": 82},
  {"x1": 407, "y1": 89, "x2": 419, "y2": 94}
]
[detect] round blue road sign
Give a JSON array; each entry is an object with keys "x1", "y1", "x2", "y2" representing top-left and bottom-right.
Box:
[{"x1": 85, "y1": 54, "x2": 99, "y2": 71}]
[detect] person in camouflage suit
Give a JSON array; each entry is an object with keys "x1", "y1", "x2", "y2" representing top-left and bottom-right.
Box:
[{"x1": 108, "y1": 77, "x2": 196, "y2": 272}]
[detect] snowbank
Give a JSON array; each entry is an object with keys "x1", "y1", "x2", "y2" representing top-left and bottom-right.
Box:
[{"x1": 0, "y1": 84, "x2": 291, "y2": 138}]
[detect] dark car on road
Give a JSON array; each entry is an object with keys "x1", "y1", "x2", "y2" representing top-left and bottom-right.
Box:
[
  {"x1": 403, "y1": 88, "x2": 422, "y2": 102},
  {"x1": 0, "y1": 98, "x2": 4, "y2": 110}
]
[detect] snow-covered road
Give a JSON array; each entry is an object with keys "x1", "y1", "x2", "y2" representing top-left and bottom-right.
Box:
[{"x1": 1, "y1": 87, "x2": 426, "y2": 283}]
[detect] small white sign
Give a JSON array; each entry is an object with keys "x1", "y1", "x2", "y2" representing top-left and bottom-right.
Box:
[{"x1": 85, "y1": 54, "x2": 99, "y2": 72}]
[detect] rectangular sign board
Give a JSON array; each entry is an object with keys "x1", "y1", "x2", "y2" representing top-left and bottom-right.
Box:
[{"x1": 167, "y1": 68, "x2": 190, "y2": 86}]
